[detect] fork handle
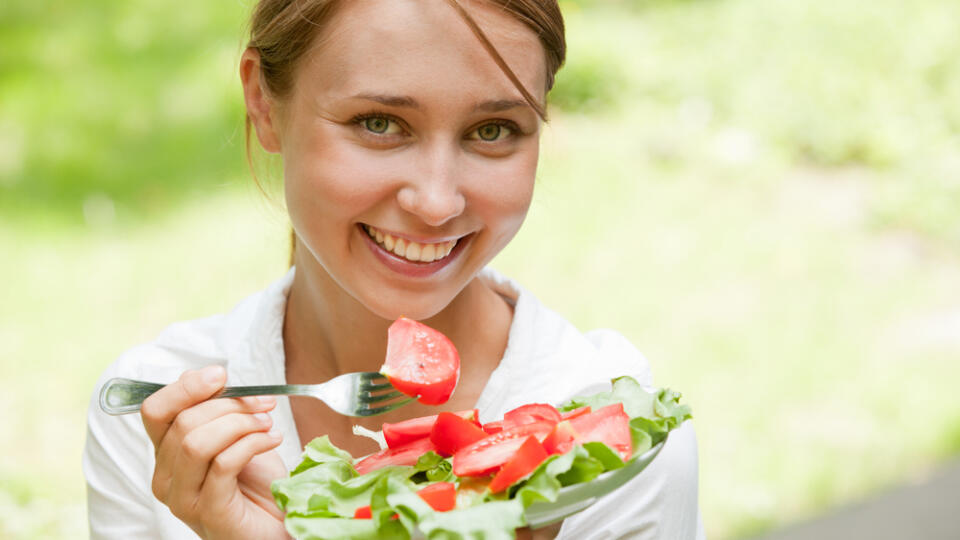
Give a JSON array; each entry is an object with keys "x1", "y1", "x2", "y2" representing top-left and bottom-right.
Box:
[{"x1": 99, "y1": 377, "x2": 314, "y2": 415}]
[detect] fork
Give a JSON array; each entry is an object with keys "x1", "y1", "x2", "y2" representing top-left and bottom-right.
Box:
[{"x1": 99, "y1": 372, "x2": 416, "y2": 417}]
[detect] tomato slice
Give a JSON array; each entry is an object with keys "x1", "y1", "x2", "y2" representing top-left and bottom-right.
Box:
[
  {"x1": 541, "y1": 420, "x2": 579, "y2": 455},
  {"x1": 482, "y1": 420, "x2": 504, "y2": 434},
  {"x1": 568, "y1": 403, "x2": 633, "y2": 461},
  {"x1": 382, "y1": 409, "x2": 478, "y2": 449},
  {"x1": 380, "y1": 317, "x2": 460, "y2": 405},
  {"x1": 430, "y1": 412, "x2": 489, "y2": 457},
  {"x1": 355, "y1": 436, "x2": 437, "y2": 475},
  {"x1": 452, "y1": 421, "x2": 555, "y2": 477},
  {"x1": 559, "y1": 405, "x2": 591, "y2": 421},
  {"x1": 415, "y1": 481, "x2": 457, "y2": 512},
  {"x1": 353, "y1": 481, "x2": 457, "y2": 519},
  {"x1": 488, "y1": 436, "x2": 550, "y2": 493},
  {"x1": 502, "y1": 403, "x2": 561, "y2": 429}
]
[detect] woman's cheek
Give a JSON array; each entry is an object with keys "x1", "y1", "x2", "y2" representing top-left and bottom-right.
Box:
[
  {"x1": 284, "y1": 148, "x2": 386, "y2": 220},
  {"x1": 472, "y1": 152, "x2": 538, "y2": 217}
]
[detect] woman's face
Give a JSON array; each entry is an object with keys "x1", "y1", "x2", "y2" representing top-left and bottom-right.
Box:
[{"x1": 267, "y1": 0, "x2": 547, "y2": 320}]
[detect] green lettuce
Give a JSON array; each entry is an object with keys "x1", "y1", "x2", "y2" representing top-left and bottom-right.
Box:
[{"x1": 272, "y1": 376, "x2": 691, "y2": 539}]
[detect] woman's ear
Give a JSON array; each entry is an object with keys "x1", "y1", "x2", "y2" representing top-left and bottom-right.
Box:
[{"x1": 240, "y1": 48, "x2": 282, "y2": 154}]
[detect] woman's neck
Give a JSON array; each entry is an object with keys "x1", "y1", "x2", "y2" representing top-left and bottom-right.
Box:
[{"x1": 282, "y1": 247, "x2": 513, "y2": 386}]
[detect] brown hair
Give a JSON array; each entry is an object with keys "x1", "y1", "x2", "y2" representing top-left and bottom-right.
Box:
[{"x1": 245, "y1": 0, "x2": 566, "y2": 265}]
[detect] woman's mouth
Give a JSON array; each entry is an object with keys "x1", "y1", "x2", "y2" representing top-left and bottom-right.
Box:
[{"x1": 362, "y1": 224, "x2": 460, "y2": 264}]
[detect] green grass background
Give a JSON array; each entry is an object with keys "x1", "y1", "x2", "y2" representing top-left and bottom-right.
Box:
[{"x1": 2, "y1": 0, "x2": 960, "y2": 538}]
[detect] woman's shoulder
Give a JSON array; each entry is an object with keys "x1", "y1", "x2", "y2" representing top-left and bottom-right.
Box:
[{"x1": 477, "y1": 268, "x2": 654, "y2": 414}]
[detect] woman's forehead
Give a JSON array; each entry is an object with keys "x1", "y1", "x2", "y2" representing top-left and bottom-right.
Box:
[{"x1": 293, "y1": 0, "x2": 547, "y2": 107}]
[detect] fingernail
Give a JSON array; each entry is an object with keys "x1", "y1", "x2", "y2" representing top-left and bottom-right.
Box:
[
  {"x1": 257, "y1": 396, "x2": 276, "y2": 406},
  {"x1": 268, "y1": 429, "x2": 282, "y2": 440},
  {"x1": 202, "y1": 365, "x2": 225, "y2": 384},
  {"x1": 254, "y1": 412, "x2": 272, "y2": 424}
]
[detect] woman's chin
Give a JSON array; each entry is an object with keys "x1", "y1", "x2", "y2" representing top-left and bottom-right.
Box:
[{"x1": 364, "y1": 296, "x2": 451, "y2": 323}]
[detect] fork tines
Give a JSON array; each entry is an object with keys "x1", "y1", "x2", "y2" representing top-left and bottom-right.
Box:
[{"x1": 354, "y1": 372, "x2": 414, "y2": 415}]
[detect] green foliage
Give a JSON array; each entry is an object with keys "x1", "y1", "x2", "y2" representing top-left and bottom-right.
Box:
[
  {"x1": 555, "y1": 0, "x2": 960, "y2": 239},
  {"x1": 0, "y1": 0, "x2": 249, "y2": 222},
  {"x1": 549, "y1": 53, "x2": 626, "y2": 113}
]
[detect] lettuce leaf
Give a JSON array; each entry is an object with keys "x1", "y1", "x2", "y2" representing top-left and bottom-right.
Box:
[
  {"x1": 388, "y1": 475, "x2": 525, "y2": 540},
  {"x1": 412, "y1": 451, "x2": 454, "y2": 483},
  {"x1": 285, "y1": 516, "x2": 386, "y2": 540},
  {"x1": 272, "y1": 436, "x2": 416, "y2": 518}
]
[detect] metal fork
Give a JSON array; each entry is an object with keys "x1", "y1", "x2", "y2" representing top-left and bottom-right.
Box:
[{"x1": 99, "y1": 372, "x2": 415, "y2": 416}]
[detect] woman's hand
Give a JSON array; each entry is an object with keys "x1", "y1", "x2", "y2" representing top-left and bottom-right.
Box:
[{"x1": 141, "y1": 365, "x2": 289, "y2": 540}]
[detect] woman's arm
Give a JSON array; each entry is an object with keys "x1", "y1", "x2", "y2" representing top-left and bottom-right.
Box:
[{"x1": 84, "y1": 395, "x2": 163, "y2": 539}]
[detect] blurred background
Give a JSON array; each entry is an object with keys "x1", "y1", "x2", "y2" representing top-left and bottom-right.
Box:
[{"x1": 2, "y1": 0, "x2": 959, "y2": 538}]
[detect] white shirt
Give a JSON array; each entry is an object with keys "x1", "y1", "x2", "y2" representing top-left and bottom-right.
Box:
[{"x1": 83, "y1": 268, "x2": 704, "y2": 539}]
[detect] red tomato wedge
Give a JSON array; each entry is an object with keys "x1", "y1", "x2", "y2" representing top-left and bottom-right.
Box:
[
  {"x1": 355, "y1": 436, "x2": 437, "y2": 475},
  {"x1": 415, "y1": 481, "x2": 457, "y2": 512},
  {"x1": 568, "y1": 403, "x2": 633, "y2": 461},
  {"x1": 489, "y1": 436, "x2": 550, "y2": 493},
  {"x1": 502, "y1": 403, "x2": 561, "y2": 429},
  {"x1": 541, "y1": 420, "x2": 579, "y2": 455},
  {"x1": 430, "y1": 412, "x2": 489, "y2": 457},
  {"x1": 354, "y1": 481, "x2": 457, "y2": 519},
  {"x1": 452, "y1": 421, "x2": 555, "y2": 477},
  {"x1": 382, "y1": 409, "x2": 478, "y2": 449},
  {"x1": 380, "y1": 317, "x2": 460, "y2": 405},
  {"x1": 559, "y1": 406, "x2": 592, "y2": 421}
]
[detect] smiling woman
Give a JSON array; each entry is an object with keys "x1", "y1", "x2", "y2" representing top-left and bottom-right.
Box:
[{"x1": 82, "y1": 1, "x2": 702, "y2": 539}]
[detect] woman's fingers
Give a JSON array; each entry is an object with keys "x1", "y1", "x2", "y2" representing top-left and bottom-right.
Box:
[
  {"x1": 199, "y1": 431, "x2": 284, "y2": 514},
  {"x1": 153, "y1": 395, "x2": 276, "y2": 485},
  {"x1": 164, "y1": 394, "x2": 275, "y2": 447},
  {"x1": 165, "y1": 411, "x2": 276, "y2": 515},
  {"x1": 143, "y1": 365, "x2": 278, "y2": 504},
  {"x1": 152, "y1": 397, "x2": 277, "y2": 502},
  {"x1": 141, "y1": 365, "x2": 228, "y2": 447}
]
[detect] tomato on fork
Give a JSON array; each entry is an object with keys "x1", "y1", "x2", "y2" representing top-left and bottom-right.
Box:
[{"x1": 380, "y1": 317, "x2": 460, "y2": 405}]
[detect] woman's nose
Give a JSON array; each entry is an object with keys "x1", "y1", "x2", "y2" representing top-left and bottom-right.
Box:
[{"x1": 396, "y1": 147, "x2": 466, "y2": 227}]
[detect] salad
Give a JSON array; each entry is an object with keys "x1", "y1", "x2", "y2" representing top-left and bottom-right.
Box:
[{"x1": 271, "y1": 376, "x2": 692, "y2": 539}]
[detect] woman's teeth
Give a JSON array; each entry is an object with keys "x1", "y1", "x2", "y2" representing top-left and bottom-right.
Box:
[{"x1": 364, "y1": 225, "x2": 458, "y2": 263}]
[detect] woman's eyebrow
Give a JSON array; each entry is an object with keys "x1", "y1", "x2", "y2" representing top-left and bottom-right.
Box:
[
  {"x1": 474, "y1": 99, "x2": 529, "y2": 113},
  {"x1": 352, "y1": 93, "x2": 420, "y2": 109},
  {"x1": 350, "y1": 93, "x2": 529, "y2": 113}
]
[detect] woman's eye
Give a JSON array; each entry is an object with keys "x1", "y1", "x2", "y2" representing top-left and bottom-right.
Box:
[
  {"x1": 471, "y1": 123, "x2": 513, "y2": 142},
  {"x1": 360, "y1": 116, "x2": 402, "y2": 135}
]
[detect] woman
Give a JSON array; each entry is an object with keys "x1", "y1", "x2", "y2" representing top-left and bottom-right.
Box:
[{"x1": 83, "y1": 0, "x2": 703, "y2": 538}]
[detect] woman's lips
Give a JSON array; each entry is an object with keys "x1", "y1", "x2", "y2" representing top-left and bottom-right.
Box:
[{"x1": 359, "y1": 224, "x2": 470, "y2": 278}]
